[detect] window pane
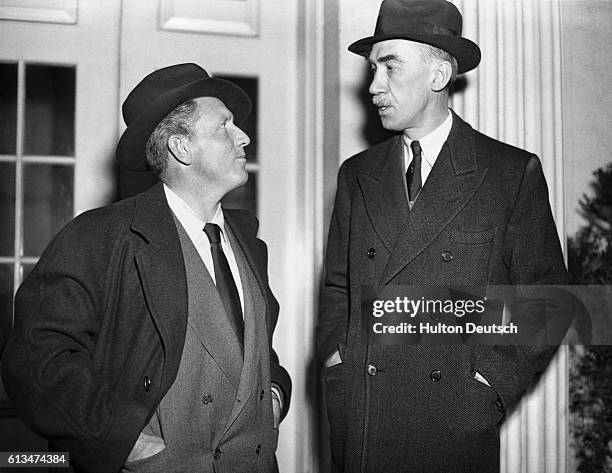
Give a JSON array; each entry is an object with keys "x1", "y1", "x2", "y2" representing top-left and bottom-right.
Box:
[
  {"x1": 222, "y1": 171, "x2": 257, "y2": 215},
  {"x1": 0, "y1": 263, "x2": 13, "y2": 355},
  {"x1": 215, "y1": 75, "x2": 258, "y2": 163},
  {"x1": 0, "y1": 63, "x2": 17, "y2": 155},
  {"x1": 24, "y1": 64, "x2": 75, "y2": 156},
  {"x1": 23, "y1": 164, "x2": 73, "y2": 256},
  {"x1": 0, "y1": 163, "x2": 15, "y2": 256}
]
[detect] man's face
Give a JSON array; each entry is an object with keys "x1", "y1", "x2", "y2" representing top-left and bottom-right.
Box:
[
  {"x1": 368, "y1": 39, "x2": 435, "y2": 132},
  {"x1": 186, "y1": 97, "x2": 250, "y2": 194}
]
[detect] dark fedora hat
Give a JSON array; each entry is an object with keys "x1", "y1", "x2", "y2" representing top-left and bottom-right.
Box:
[
  {"x1": 116, "y1": 63, "x2": 252, "y2": 171},
  {"x1": 348, "y1": 0, "x2": 481, "y2": 74}
]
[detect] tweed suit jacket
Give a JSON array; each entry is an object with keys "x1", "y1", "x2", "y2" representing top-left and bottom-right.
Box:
[
  {"x1": 2, "y1": 181, "x2": 291, "y2": 473},
  {"x1": 317, "y1": 111, "x2": 568, "y2": 473}
]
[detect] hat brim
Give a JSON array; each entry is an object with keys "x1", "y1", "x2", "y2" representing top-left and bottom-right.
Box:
[
  {"x1": 348, "y1": 33, "x2": 481, "y2": 74},
  {"x1": 117, "y1": 77, "x2": 252, "y2": 171}
]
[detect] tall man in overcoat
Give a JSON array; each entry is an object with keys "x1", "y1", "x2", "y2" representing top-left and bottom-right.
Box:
[
  {"x1": 317, "y1": 1, "x2": 569, "y2": 472},
  {"x1": 2, "y1": 63, "x2": 291, "y2": 473}
]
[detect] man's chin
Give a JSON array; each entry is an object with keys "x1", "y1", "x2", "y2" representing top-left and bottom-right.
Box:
[
  {"x1": 234, "y1": 172, "x2": 249, "y2": 188},
  {"x1": 379, "y1": 118, "x2": 403, "y2": 132}
]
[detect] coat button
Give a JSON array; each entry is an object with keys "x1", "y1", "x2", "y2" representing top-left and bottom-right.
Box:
[
  {"x1": 202, "y1": 394, "x2": 213, "y2": 405},
  {"x1": 367, "y1": 364, "x2": 377, "y2": 376},
  {"x1": 430, "y1": 370, "x2": 442, "y2": 382},
  {"x1": 255, "y1": 444, "x2": 262, "y2": 455},
  {"x1": 495, "y1": 397, "x2": 504, "y2": 413},
  {"x1": 367, "y1": 248, "x2": 376, "y2": 259},
  {"x1": 143, "y1": 376, "x2": 151, "y2": 392},
  {"x1": 441, "y1": 250, "x2": 454, "y2": 262},
  {"x1": 260, "y1": 389, "x2": 265, "y2": 400},
  {"x1": 214, "y1": 449, "x2": 222, "y2": 460}
]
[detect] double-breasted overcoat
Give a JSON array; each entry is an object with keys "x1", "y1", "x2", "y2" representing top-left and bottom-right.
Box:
[{"x1": 318, "y1": 112, "x2": 568, "y2": 473}]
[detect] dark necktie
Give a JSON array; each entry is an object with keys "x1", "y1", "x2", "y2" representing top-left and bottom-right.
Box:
[
  {"x1": 406, "y1": 140, "x2": 423, "y2": 206},
  {"x1": 203, "y1": 223, "x2": 244, "y2": 345}
]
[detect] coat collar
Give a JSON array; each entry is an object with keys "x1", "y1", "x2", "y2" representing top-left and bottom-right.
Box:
[
  {"x1": 130, "y1": 181, "x2": 189, "y2": 389},
  {"x1": 357, "y1": 111, "x2": 489, "y2": 287},
  {"x1": 357, "y1": 136, "x2": 410, "y2": 252}
]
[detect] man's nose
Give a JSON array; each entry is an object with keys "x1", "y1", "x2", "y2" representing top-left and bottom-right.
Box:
[
  {"x1": 369, "y1": 69, "x2": 386, "y2": 95},
  {"x1": 234, "y1": 126, "x2": 250, "y2": 148}
]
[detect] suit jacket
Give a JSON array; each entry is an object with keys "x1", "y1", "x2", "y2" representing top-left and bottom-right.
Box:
[
  {"x1": 1, "y1": 182, "x2": 291, "y2": 473},
  {"x1": 317, "y1": 112, "x2": 568, "y2": 473}
]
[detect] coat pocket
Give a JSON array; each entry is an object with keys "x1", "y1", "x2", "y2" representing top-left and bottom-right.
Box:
[{"x1": 451, "y1": 227, "x2": 497, "y2": 245}]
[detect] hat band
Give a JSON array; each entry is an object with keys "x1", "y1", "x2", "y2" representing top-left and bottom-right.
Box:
[{"x1": 375, "y1": 16, "x2": 458, "y2": 37}]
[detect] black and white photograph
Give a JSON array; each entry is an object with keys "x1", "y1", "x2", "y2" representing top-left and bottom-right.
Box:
[{"x1": 0, "y1": 0, "x2": 611, "y2": 472}]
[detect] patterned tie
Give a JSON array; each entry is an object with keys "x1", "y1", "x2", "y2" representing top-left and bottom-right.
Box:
[
  {"x1": 203, "y1": 223, "x2": 244, "y2": 345},
  {"x1": 406, "y1": 140, "x2": 423, "y2": 207}
]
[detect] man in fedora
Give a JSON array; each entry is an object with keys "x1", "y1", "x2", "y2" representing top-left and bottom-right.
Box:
[
  {"x1": 317, "y1": 1, "x2": 568, "y2": 472},
  {"x1": 2, "y1": 63, "x2": 291, "y2": 473}
]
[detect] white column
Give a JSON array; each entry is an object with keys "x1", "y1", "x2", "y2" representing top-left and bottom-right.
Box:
[{"x1": 452, "y1": 1, "x2": 567, "y2": 472}]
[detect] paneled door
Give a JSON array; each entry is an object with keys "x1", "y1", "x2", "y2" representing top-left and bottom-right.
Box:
[{"x1": 0, "y1": 0, "x2": 122, "y2": 456}]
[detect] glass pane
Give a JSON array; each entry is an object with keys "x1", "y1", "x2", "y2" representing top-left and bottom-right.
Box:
[
  {"x1": 215, "y1": 75, "x2": 258, "y2": 163},
  {"x1": 24, "y1": 64, "x2": 75, "y2": 156},
  {"x1": 0, "y1": 63, "x2": 17, "y2": 155},
  {"x1": 222, "y1": 171, "x2": 257, "y2": 215},
  {"x1": 0, "y1": 263, "x2": 13, "y2": 356},
  {"x1": 0, "y1": 163, "x2": 15, "y2": 256},
  {"x1": 23, "y1": 164, "x2": 73, "y2": 256}
]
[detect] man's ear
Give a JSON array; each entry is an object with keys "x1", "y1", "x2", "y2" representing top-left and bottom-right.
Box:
[
  {"x1": 431, "y1": 61, "x2": 452, "y2": 92},
  {"x1": 168, "y1": 135, "x2": 192, "y2": 166}
]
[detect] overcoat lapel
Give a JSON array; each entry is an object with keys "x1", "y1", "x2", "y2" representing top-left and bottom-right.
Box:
[
  {"x1": 130, "y1": 182, "x2": 189, "y2": 390},
  {"x1": 379, "y1": 113, "x2": 488, "y2": 286},
  {"x1": 357, "y1": 136, "x2": 410, "y2": 252}
]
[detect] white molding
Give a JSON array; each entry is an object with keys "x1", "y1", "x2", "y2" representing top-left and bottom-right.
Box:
[
  {"x1": 283, "y1": 0, "x2": 326, "y2": 471},
  {"x1": 453, "y1": 1, "x2": 568, "y2": 472},
  {"x1": 159, "y1": 0, "x2": 259, "y2": 37},
  {"x1": 0, "y1": 0, "x2": 77, "y2": 25}
]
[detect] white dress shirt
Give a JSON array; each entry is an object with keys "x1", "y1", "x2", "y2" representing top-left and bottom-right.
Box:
[
  {"x1": 403, "y1": 109, "x2": 453, "y2": 187},
  {"x1": 163, "y1": 184, "x2": 244, "y2": 313}
]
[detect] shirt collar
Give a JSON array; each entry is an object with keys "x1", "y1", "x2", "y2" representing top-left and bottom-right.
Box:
[
  {"x1": 163, "y1": 183, "x2": 226, "y2": 242},
  {"x1": 403, "y1": 109, "x2": 453, "y2": 167}
]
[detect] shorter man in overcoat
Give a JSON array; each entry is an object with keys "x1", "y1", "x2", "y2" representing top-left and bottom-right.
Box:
[{"x1": 2, "y1": 63, "x2": 291, "y2": 473}]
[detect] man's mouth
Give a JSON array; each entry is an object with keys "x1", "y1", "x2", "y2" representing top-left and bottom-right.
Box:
[{"x1": 373, "y1": 99, "x2": 392, "y2": 113}]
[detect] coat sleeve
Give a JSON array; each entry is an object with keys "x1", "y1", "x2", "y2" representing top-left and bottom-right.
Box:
[
  {"x1": 470, "y1": 155, "x2": 570, "y2": 410},
  {"x1": 1, "y1": 221, "x2": 144, "y2": 473},
  {"x1": 317, "y1": 161, "x2": 353, "y2": 364},
  {"x1": 250, "y1": 229, "x2": 292, "y2": 421}
]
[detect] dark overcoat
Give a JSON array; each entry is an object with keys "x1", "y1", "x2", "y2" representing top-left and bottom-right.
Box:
[
  {"x1": 317, "y1": 112, "x2": 568, "y2": 473},
  {"x1": 1, "y1": 182, "x2": 291, "y2": 473}
]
